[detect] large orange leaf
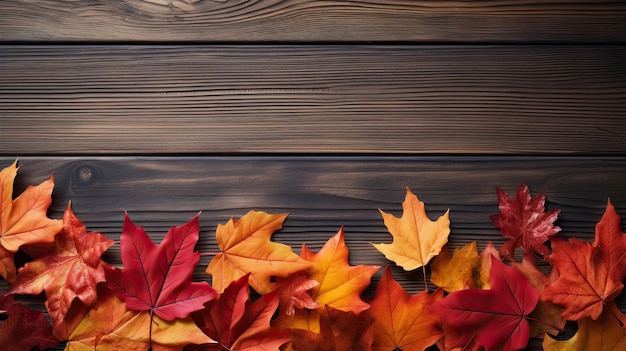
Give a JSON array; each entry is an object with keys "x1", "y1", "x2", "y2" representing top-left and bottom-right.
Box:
[
  {"x1": 0, "y1": 160, "x2": 62, "y2": 282},
  {"x1": 206, "y1": 210, "x2": 311, "y2": 294},
  {"x1": 8, "y1": 203, "x2": 114, "y2": 331},
  {"x1": 372, "y1": 187, "x2": 450, "y2": 271},
  {"x1": 274, "y1": 228, "x2": 379, "y2": 333},
  {"x1": 66, "y1": 284, "x2": 213, "y2": 351},
  {"x1": 543, "y1": 302, "x2": 626, "y2": 350},
  {"x1": 541, "y1": 200, "x2": 626, "y2": 320},
  {"x1": 369, "y1": 266, "x2": 443, "y2": 351}
]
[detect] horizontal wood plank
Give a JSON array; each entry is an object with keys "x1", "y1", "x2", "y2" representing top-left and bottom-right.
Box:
[
  {"x1": 2, "y1": 45, "x2": 626, "y2": 155},
  {"x1": 1, "y1": 0, "x2": 625, "y2": 42}
]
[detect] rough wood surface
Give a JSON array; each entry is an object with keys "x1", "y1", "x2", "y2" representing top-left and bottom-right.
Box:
[
  {"x1": 1, "y1": 156, "x2": 625, "y2": 350},
  {"x1": 2, "y1": 45, "x2": 626, "y2": 155},
  {"x1": 1, "y1": 0, "x2": 625, "y2": 42}
]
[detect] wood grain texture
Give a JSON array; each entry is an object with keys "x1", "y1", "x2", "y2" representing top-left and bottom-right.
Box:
[
  {"x1": 1, "y1": 156, "x2": 625, "y2": 350},
  {"x1": 1, "y1": 0, "x2": 626, "y2": 42},
  {"x1": 2, "y1": 45, "x2": 626, "y2": 155}
]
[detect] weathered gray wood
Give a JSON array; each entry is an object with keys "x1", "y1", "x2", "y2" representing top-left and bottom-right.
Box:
[
  {"x1": 1, "y1": 0, "x2": 625, "y2": 42},
  {"x1": 2, "y1": 45, "x2": 626, "y2": 155}
]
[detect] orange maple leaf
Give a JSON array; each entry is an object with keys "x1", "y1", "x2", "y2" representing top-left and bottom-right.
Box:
[
  {"x1": 541, "y1": 200, "x2": 626, "y2": 320},
  {"x1": 206, "y1": 210, "x2": 311, "y2": 294},
  {"x1": 274, "y1": 228, "x2": 379, "y2": 333},
  {"x1": 8, "y1": 203, "x2": 114, "y2": 331},
  {"x1": 0, "y1": 160, "x2": 62, "y2": 282},
  {"x1": 372, "y1": 187, "x2": 450, "y2": 277},
  {"x1": 370, "y1": 266, "x2": 443, "y2": 351}
]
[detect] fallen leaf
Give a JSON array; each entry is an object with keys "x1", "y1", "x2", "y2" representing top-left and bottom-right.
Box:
[
  {"x1": 432, "y1": 256, "x2": 538, "y2": 351},
  {"x1": 191, "y1": 274, "x2": 290, "y2": 351},
  {"x1": 0, "y1": 160, "x2": 62, "y2": 282},
  {"x1": 372, "y1": 187, "x2": 450, "y2": 272},
  {"x1": 478, "y1": 241, "x2": 500, "y2": 289},
  {"x1": 275, "y1": 271, "x2": 320, "y2": 316},
  {"x1": 490, "y1": 183, "x2": 560, "y2": 259},
  {"x1": 290, "y1": 306, "x2": 375, "y2": 351},
  {"x1": 105, "y1": 213, "x2": 217, "y2": 321},
  {"x1": 206, "y1": 210, "x2": 311, "y2": 294},
  {"x1": 0, "y1": 294, "x2": 59, "y2": 351},
  {"x1": 369, "y1": 266, "x2": 443, "y2": 351},
  {"x1": 8, "y1": 203, "x2": 114, "y2": 330},
  {"x1": 543, "y1": 302, "x2": 626, "y2": 350},
  {"x1": 430, "y1": 241, "x2": 481, "y2": 292},
  {"x1": 541, "y1": 200, "x2": 626, "y2": 321}
]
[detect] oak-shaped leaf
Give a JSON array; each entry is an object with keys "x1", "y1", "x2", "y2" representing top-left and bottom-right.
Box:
[
  {"x1": 0, "y1": 294, "x2": 59, "y2": 351},
  {"x1": 543, "y1": 302, "x2": 626, "y2": 351},
  {"x1": 206, "y1": 210, "x2": 311, "y2": 294},
  {"x1": 369, "y1": 266, "x2": 443, "y2": 351},
  {"x1": 432, "y1": 256, "x2": 539, "y2": 351},
  {"x1": 541, "y1": 200, "x2": 626, "y2": 321},
  {"x1": 105, "y1": 213, "x2": 217, "y2": 321},
  {"x1": 273, "y1": 228, "x2": 379, "y2": 333},
  {"x1": 290, "y1": 306, "x2": 375, "y2": 351},
  {"x1": 490, "y1": 183, "x2": 560, "y2": 259},
  {"x1": 372, "y1": 187, "x2": 450, "y2": 271},
  {"x1": 67, "y1": 284, "x2": 212, "y2": 351},
  {"x1": 275, "y1": 271, "x2": 320, "y2": 316},
  {"x1": 1, "y1": 160, "x2": 62, "y2": 282},
  {"x1": 191, "y1": 274, "x2": 290, "y2": 351},
  {"x1": 8, "y1": 203, "x2": 114, "y2": 330}
]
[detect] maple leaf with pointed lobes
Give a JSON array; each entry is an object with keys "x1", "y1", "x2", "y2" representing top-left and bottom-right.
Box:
[
  {"x1": 0, "y1": 160, "x2": 62, "y2": 282},
  {"x1": 0, "y1": 294, "x2": 59, "y2": 351},
  {"x1": 8, "y1": 203, "x2": 114, "y2": 331},
  {"x1": 275, "y1": 271, "x2": 320, "y2": 316},
  {"x1": 191, "y1": 274, "x2": 290, "y2": 351},
  {"x1": 206, "y1": 210, "x2": 312, "y2": 295},
  {"x1": 541, "y1": 200, "x2": 626, "y2": 321},
  {"x1": 430, "y1": 241, "x2": 481, "y2": 293},
  {"x1": 290, "y1": 306, "x2": 375, "y2": 351},
  {"x1": 273, "y1": 227, "x2": 379, "y2": 333},
  {"x1": 372, "y1": 187, "x2": 450, "y2": 273},
  {"x1": 369, "y1": 266, "x2": 443, "y2": 351},
  {"x1": 67, "y1": 283, "x2": 212, "y2": 351},
  {"x1": 105, "y1": 213, "x2": 217, "y2": 321},
  {"x1": 490, "y1": 183, "x2": 560, "y2": 259},
  {"x1": 432, "y1": 256, "x2": 539, "y2": 351}
]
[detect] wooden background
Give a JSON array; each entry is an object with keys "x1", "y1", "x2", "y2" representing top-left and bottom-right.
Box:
[{"x1": 2, "y1": 1, "x2": 626, "y2": 350}]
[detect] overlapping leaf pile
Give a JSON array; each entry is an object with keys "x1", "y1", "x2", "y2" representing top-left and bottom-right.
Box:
[{"x1": 1, "y1": 160, "x2": 625, "y2": 351}]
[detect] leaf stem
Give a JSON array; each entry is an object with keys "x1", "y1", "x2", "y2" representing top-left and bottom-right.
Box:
[{"x1": 422, "y1": 265, "x2": 428, "y2": 292}]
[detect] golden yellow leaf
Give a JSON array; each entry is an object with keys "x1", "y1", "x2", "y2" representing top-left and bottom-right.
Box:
[{"x1": 430, "y1": 241, "x2": 480, "y2": 293}]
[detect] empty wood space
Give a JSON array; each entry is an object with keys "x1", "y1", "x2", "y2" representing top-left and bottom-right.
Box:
[{"x1": 1, "y1": 0, "x2": 626, "y2": 350}]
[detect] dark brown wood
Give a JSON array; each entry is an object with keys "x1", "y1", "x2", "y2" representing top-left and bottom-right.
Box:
[
  {"x1": 1, "y1": 0, "x2": 625, "y2": 42},
  {"x1": 2, "y1": 45, "x2": 626, "y2": 156}
]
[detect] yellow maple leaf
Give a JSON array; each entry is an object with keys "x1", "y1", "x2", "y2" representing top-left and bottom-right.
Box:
[
  {"x1": 206, "y1": 210, "x2": 311, "y2": 294},
  {"x1": 430, "y1": 241, "x2": 481, "y2": 293},
  {"x1": 372, "y1": 187, "x2": 450, "y2": 272},
  {"x1": 1, "y1": 160, "x2": 62, "y2": 282}
]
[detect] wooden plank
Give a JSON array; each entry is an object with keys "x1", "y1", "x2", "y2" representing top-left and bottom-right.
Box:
[
  {"x1": 1, "y1": 0, "x2": 625, "y2": 42},
  {"x1": 2, "y1": 45, "x2": 626, "y2": 155},
  {"x1": 2, "y1": 156, "x2": 626, "y2": 349}
]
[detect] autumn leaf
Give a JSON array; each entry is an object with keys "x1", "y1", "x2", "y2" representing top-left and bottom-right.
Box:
[
  {"x1": 290, "y1": 306, "x2": 375, "y2": 351},
  {"x1": 543, "y1": 302, "x2": 626, "y2": 350},
  {"x1": 431, "y1": 241, "x2": 481, "y2": 292},
  {"x1": 67, "y1": 284, "x2": 212, "y2": 351},
  {"x1": 478, "y1": 241, "x2": 500, "y2": 289},
  {"x1": 432, "y1": 256, "x2": 539, "y2": 351},
  {"x1": 191, "y1": 274, "x2": 290, "y2": 351},
  {"x1": 8, "y1": 203, "x2": 114, "y2": 331},
  {"x1": 105, "y1": 213, "x2": 217, "y2": 321},
  {"x1": 206, "y1": 210, "x2": 311, "y2": 294},
  {"x1": 490, "y1": 183, "x2": 560, "y2": 259},
  {"x1": 274, "y1": 227, "x2": 379, "y2": 333},
  {"x1": 275, "y1": 271, "x2": 320, "y2": 316},
  {"x1": 1, "y1": 160, "x2": 62, "y2": 282},
  {"x1": 372, "y1": 187, "x2": 450, "y2": 275},
  {"x1": 541, "y1": 200, "x2": 626, "y2": 321},
  {"x1": 0, "y1": 294, "x2": 59, "y2": 351},
  {"x1": 369, "y1": 266, "x2": 443, "y2": 351}
]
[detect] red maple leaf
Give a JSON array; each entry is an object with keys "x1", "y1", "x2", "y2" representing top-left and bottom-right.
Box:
[
  {"x1": 0, "y1": 294, "x2": 59, "y2": 351},
  {"x1": 191, "y1": 274, "x2": 290, "y2": 350},
  {"x1": 432, "y1": 256, "x2": 539, "y2": 351},
  {"x1": 105, "y1": 213, "x2": 217, "y2": 321},
  {"x1": 275, "y1": 271, "x2": 320, "y2": 316},
  {"x1": 490, "y1": 183, "x2": 560, "y2": 259}
]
